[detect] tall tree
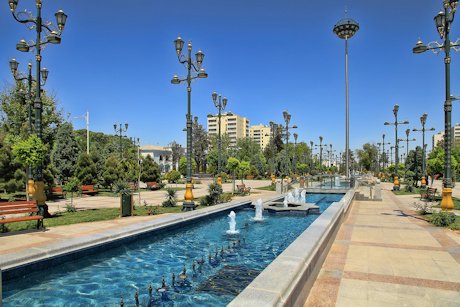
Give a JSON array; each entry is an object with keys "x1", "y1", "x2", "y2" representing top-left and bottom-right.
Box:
[
  {"x1": 75, "y1": 153, "x2": 98, "y2": 185},
  {"x1": 102, "y1": 155, "x2": 119, "y2": 190},
  {"x1": 192, "y1": 117, "x2": 208, "y2": 172},
  {"x1": 169, "y1": 140, "x2": 183, "y2": 169},
  {"x1": 140, "y1": 154, "x2": 160, "y2": 183},
  {"x1": 51, "y1": 123, "x2": 80, "y2": 184},
  {"x1": 355, "y1": 143, "x2": 378, "y2": 171},
  {"x1": 405, "y1": 146, "x2": 424, "y2": 185},
  {"x1": 236, "y1": 137, "x2": 260, "y2": 161}
]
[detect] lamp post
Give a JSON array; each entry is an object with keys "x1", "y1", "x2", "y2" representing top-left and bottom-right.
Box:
[
  {"x1": 384, "y1": 104, "x2": 409, "y2": 190},
  {"x1": 377, "y1": 142, "x2": 382, "y2": 173},
  {"x1": 310, "y1": 141, "x2": 314, "y2": 174},
  {"x1": 293, "y1": 132, "x2": 298, "y2": 174},
  {"x1": 398, "y1": 128, "x2": 416, "y2": 159},
  {"x1": 413, "y1": 113, "x2": 436, "y2": 188},
  {"x1": 171, "y1": 36, "x2": 208, "y2": 211},
  {"x1": 333, "y1": 13, "x2": 359, "y2": 178},
  {"x1": 282, "y1": 110, "x2": 297, "y2": 178},
  {"x1": 212, "y1": 92, "x2": 227, "y2": 191},
  {"x1": 8, "y1": 0, "x2": 67, "y2": 213},
  {"x1": 329, "y1": 144, "x2": 336, "y2": 171},
  {"x1": 114, "y1": 123, "x2": 128, "y2": 159},
  {"x1": 413, "y1": 0, "x2": 459, "y2": 211},
  {"x1": 270, "y1": 121, "x2": 277, "y2": 183},
  {"x1": 315, "y1": 136, "x2": 328, "y2": 174},
  {"x1": 390, "y1": 146, "x2": 394, "y2": 165},
  {"x1": 74, "y1": 110, "x2": 89, "y2": 154},
  {"x1": 381, "y1": 134, "x2": 391, "y2": 170},
  {"x1": 9, "y1": 58, "x2": 48, "y2": 200}
]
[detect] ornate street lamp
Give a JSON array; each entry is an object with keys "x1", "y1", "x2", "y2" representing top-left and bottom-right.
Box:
[
  {"x1": 282, "y1": 110, "x2": 297, "y2": 178},
  {"x1": 8, "y1": 0, "x2": 67, "y2": 214},
  {"x1": 377, "y1": 142, "x2": 382, "y2": 174},
  {"x1": 413, "y1": 113, "x2": 436, "y2": 188},
  {"x1": 413, "y1": 0, "x2": 459, "y2": 211},
  {"x1": 114, "y1": 123, "x2": 128, "y2": 159},
  {"x1": 269, "y1": 121, "x2": 277, "y2": 183},
  {"x1": 398, "y1": 128, "x2": 416, "y2": 160},
  {"x1": 171, "y1": 36, "x2": 208, "y2": 211},
  {"x1": 293, "y1": 132, "x2": 298, "y2": 174},
  {"x1": 315, "y1": 136, "x2": 328, "y2": 174},
  {"x1": 328, "y1": 144, "x2": 336, "y2": 171},
  {"x1": 384, "y1": 104, "x2": 409, "y2": 190},
  {"x1": 310, "y1": 141, "x2": 314, "y2": 174},
  {"x1": 9, "y1": 58, "x2": 48, "y2": 200},
  {"x1": 212, "y1": 92, "x2": 227, "y2": 191},
  {"x1": 333, "y1": 12, "x2": 359, "y2": 178},
  {"x1": 381, "y1": 134, "x2": 391, "y2": 170}
]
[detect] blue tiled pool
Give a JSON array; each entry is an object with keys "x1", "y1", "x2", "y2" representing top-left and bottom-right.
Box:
[{"x1": 3, "y1": 193, "x2": 344, "y2": 306}]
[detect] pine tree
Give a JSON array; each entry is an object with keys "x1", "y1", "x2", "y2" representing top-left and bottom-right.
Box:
[
  {"x1": 140, "y1": 155, "x2": 160, "y2": 183},
  {"x1": 75, "y1": 153, "x2": 97, "y2": 185},
  {"x1": 51, "y1": 123, "x2": 80, "y2": 184},
  {"x1": 102, "y1": 155, "x2": 119, "y2": 190}
]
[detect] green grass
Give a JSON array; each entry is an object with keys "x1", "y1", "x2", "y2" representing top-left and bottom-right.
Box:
[
  {"x1": 430, "y1": 196, "x2": 460, "y2": 210},
  {"x1": 392, "y1": 187, "x2": 424, "y2": 195},
  {"x1": 418, "y1": 212, "x2": 460, "y2": 231},
  {"x1": 0, "y1": 205, "x2": 185, "y2": 233},
  {"x1": 256, "y1": 184, "x2": 276, "y2": 191}
]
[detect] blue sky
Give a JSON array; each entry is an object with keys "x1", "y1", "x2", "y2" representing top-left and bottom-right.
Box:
[{"x1": 1, "y1": 0, "x2": 459, "y2": 156}]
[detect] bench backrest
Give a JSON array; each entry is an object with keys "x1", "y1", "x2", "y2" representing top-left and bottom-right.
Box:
[
  {"x1": 428, "y1": 188, "x2": 437, "y2": 192},
  {"x1": 147, "y1": 182, "x2": 157, "y2": 186},
  {"x1": 49, "y1": 187, "x2": 63, "y2": 193},
  {"x1": 0, "y1": 200, "x2": 39, "y2": 216},
  {"x1": 80, "y1": 185, "x2": 94, "y2": 191},
  {"x1": 237, "y1": 184, "x2": 245, "y2": 188}
]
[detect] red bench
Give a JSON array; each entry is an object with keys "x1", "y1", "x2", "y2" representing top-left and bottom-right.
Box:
[
  {"x1": 146, "y1": 182, "x2": 160, "y2": 190},
  {"x1": 0, "y1": 200, "x2": 44, "y2": 230},
  {"x1": 79, "y1": 185, "x2": 98, "y2": 195},
  {"x1": 237, "y1": 184, "x2": 251, "y2": 195},
  {"x1": 47, "y1": 187, "x2": 66, "y2": 199}
]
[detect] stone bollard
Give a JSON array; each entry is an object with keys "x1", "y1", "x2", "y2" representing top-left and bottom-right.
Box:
[
  {"x1": 276, "y1": 182, "x2": 281, "y2": 194},
  {"x1": 300, "y1": 177, "x2": 304, "y2": 188},
  {"x1": 374, "y1": 180, "x2": 382, "y2": 201}
]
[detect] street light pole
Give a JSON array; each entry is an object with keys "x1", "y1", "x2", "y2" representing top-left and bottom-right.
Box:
[
  {"x1": 310, "y1": 141, "x2": 314, "y2": 174},
  {"x1": 282, "y1": 110, "x2": 297, "y2": 179},
  {"x1": 398, "y1": 128, "x2": 416, "y2": 159},
  {"x1": 293, "y1": 132, "x2": 298, "y2": 174},
  {"x1": 74, "y1": 110, "x2": 89, "y2": 154},
  {"x1": 171, "y1": 36, "x2": 208, "y2": 211},
  {"x1": 315, "y1": 136, "x2": 328, "y2": 174},
  {"x1": 413, "y1": 113, "x2": 436, "y2": 188},
  {"x1": 212, "y1": 92, "x2": 227, "y2": 191},
  {"x1": 334, "y1": 12, "x2": 359, "y2": 178},
  {"x1": 9, "y1": 58, "x2": 46, "y2": 200},
  {"x1": 8, "y1": 0, "x2": 67, "y2": 214},
  {"x1": 384, "y1": 104, "x2": 409, "y2": 190},
  {"x1": 114, "y1": 123, "x2": 128, "y2": 159},
  {"x1": 413, "y1": 0, "x2": 459, "y2": 211},
  {"x1": 381, "y1": 134, "x2": 391, "y2": 170}
]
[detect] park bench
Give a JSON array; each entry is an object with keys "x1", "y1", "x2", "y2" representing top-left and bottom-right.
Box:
[
  {"x1": 47, "y1": 186, "x2": 66, "y2": 199},
  {"x1": 146, "y1": 182, "x2": 160, "y2": 190},
  {"x1": 129, "y1": 182, "x2": 137, "y2": 190},
  {"x1": 237, "y1": 184, "x2": 251, "y2": 195},
  {"x1": 420, "y1": 188, "x2": 437, "y2": 201},
  {"x1": 0, "y1": 200, "x2": 44, "y2": 230},
  {"x1": 79, "y1": 184, "x2": 98, "y2": 196}
]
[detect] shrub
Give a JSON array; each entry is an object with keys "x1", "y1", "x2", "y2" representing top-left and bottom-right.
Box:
[
  {"x1": 113, "y1": 181, "x2": 130, "y2": 196},
  {"x1": 200, "y1": 183, "x2": 221, "y2": 206},
  {"x1": 66, "y1": 203, "x2": 76, "y2": 213},
  {"x1": 413, "y1": 202, "x2": 432, "y2": 215},
  {"x1": 162, "y1": 188, "x2": 177, "y2": 207},
  {"x1": 405, "y1": 180, "x2": 414, "y2": 192},
  {"x1": 164, "y1": 170, "x2": 181, "y2": 183},
  {"x1": 220, "y1": 172, "x2": 228, "y2": 182},
  {"x1": 429, "y1": 211, "x2": 453, "y2": 227}
]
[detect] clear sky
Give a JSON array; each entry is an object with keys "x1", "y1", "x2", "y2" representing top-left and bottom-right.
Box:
[{"x1": 1, "y1": 0, "x2": 459, "y2": 157}]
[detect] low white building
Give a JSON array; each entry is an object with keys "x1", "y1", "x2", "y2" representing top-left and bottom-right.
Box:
[{"x1": 140, "y1": 145, "x2": 185, "y2": 174}]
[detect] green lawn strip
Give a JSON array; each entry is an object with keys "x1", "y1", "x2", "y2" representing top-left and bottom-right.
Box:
[
  {"x1": 430, "y1": 196, "x2": 460, "y2": 210},
  {"x1": 1, "y1": 205, "x2": 185, "y2": 233},
  {"x1": 418, "y1": 213, "x2": 460, "y2": 231},
  {"x1": 392, "y1": 187, "x2": 424, "y2": 195},
  {"x1": 256, "y1": 185, "x2": 276, "y2": 191}
]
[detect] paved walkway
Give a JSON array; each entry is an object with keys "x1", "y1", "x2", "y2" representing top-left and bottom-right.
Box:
[{"x1": 305, "y1": 182, "x2": 460, "y2": 306}]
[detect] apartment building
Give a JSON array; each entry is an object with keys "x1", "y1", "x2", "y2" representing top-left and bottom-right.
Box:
[
  {"x1": 249, "y1": 124, "x2": 271, "y2": 150},
  {"x1": 432, "y1": 123, "x2": 460, "y2": 149},
  {"x1": 207, "y1": 111, "x2": 249, "y2": 146}
]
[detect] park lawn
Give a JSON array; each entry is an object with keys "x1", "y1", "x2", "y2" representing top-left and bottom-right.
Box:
[
  {"x1": 257, "y1": 184, "x2": 276, "y2": 191},
  {"x1": 392, "y1": 187, "x2": 424, "y2": 195},
  {"x1": 418, "y1": 213, "x2": 460, "y2": 231},
  {"x1": 0, "y1": 205, "x2": 185, "y2": 233}
]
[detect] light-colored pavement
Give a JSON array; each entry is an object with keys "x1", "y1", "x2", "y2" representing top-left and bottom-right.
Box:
[{"x1": 305, "y1": 181, "x2": 460, "y2": 306}]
